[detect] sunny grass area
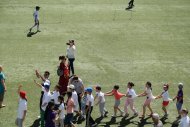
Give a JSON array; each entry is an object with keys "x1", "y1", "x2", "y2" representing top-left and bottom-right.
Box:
[{"x1": 0, "y1": 0, "x2": 190, "y2": 126}]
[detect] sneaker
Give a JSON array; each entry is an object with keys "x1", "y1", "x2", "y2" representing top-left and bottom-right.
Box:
[
  {"x1": 139, "y1": 115, "x2": 145, "y2": 119},
  {"x1": 111, "y1": 115, "x2": 116, "y2": 118},
  {"x1": 92, "y1": 123, "x2": 97, "y2": 127},
  {"x1": 164, "y1": 113, "x2": 168, "y2": 117},
  {"x1": 104, "y1": 111, "x2": 109, "y2": 117},
  {"x1": 29, "y1": 28, "x2": 32, "y2": 32},
  {"x1": 124, "y1": 113, "x2": 129, "y2": 118},
  {"x1": 133, "y1": 113, "x2": 138, "y2": 117},
  {"x1": 120, "y1": 111, "x2": 124, "y2": 116}
]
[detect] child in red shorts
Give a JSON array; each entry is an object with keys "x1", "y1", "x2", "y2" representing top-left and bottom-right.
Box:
[{"x1": 155, "y1": 84, "x2": 171, "y2": 117}]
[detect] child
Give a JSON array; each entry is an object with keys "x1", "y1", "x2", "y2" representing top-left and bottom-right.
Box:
[
  {"x1": 81, "y1": 89, "x2": 88, "y2": 119},
  {"x1": 179, "y1": 109, "x2": 190, "y2": 127},
  {"x1": 58, "y1": 96, "x2": 65, "y2": 127},
  {"x1": 29, "y1": 6, "x2": 40, "y2": 32},
  {"x1": 51, "y1": 85, "x2": 60, "y2": 109},
  {"x1": 105, "y1": 85, "x2": 125, "y2": 117},
  {"x1": 44, "y1": 101, "x2": 56, "y2": 127},
  {"x1": 85, "y1": 87, "x2": 97, "y2": 127},
  {"x1": 94, "y1": 85, "x2": 108, "y2": 118},
  {"x1": 138, "y1": 81, "x2": 154, "y2": 118},
  {"x1": 124, "y1": 82, "x2": 138, "y2": 118},
  {"x1": 126, "y1": 0, "x2": 135, "y2": 10},
  {"x1": 34, "y1": 80, "x2": 51, "y2": 127},
  {"x1": 155, "y1": 84, "x2": 171, "y2": 117},
  {"x1": 173, "y1": 83, "x2": 184, "y2": 118},
  {"x1": 64, "y1": 92, "x2": 75, "y2": 127},
  {"x1": 152, "y1": 113, "x2": 163, "y2": 127},
  {"x1": 15, "y1": 85, "x2": 27, "y2": 127}
]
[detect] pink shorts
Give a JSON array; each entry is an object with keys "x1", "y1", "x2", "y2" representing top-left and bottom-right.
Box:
[{"x1": 144, "y1": 98, "x2": 152, "y2": 106}]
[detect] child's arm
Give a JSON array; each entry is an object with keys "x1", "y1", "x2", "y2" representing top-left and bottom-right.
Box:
[
  {"x1": 137, "y1": 91, "x2": 147, "y2": 97},
  {"x1": 155, "y1": 92, "x2": 164, "y2": 99},
  {"x1": 22, "y1": 110, "x2": 27, "y2": 121},
  {"x1": 104, "y1": 92, "x2": 114, "y2": 96},
  {"x1": 94, "y1": 94, "x2": 98, "y2": 101},
  {"x1": 18, "y1": 85, "x2": 22, "y2": 95},
  {"x1": 96, "y1": 96, "x2": 102, "y2": 106},
  {"x1": 34, "y1": 80, "x2": 42, "y2": 88},
  {"x1": 105, "y1": 90, "x2": 113, "y2": 94}
]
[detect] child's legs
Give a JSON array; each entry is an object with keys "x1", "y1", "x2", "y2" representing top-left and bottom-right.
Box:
[
  {"x1": 124, "y1": 99, "x2": 130, "y2": 114},
  {"x1": 129, "y1": 99, "x2": 137, "y2": 113},
  {"x1": 142, "y1": 99, "x2": 151, "y2": 116},
  {"x1": 40, "y1": 109, "x2": 45, "y2": 127},
  {"x1": 60, "y1": 118, "x2": 64, "y2": 127},
  {"x1": 162, "y1": 101, "x2": 169, "y2": 114},
  {"x1": 99, "y1": 102, "x2": 105, "y2": 116},
  {"x1": 15, "y1": 118, "x2": 23, "y2": 127},
  {"x1": 176, "y1": 102, "x2": 183, "y2": 115}
]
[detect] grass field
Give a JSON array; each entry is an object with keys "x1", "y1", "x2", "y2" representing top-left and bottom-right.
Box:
[{"x1": 0, "y1": 0, "x2": 190, "y2": 126}]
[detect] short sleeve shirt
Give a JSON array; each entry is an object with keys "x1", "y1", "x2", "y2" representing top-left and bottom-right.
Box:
[
  {"x1": 96, "y1": 92, "x2": 105, "y2": 103},
  {"x1": 179, "y1": 116, "x2": 190, "y2": 127},
  {"x1": 0, "y1": 72, "x2": 5, "y2": 93},
  {"x1": 86, "y1": 94, "x2": 94, "y2": 106},
  {"x1": 17, "y1": 98, "x2": 27, "y2": 119},
  {"x1": 59, "y1": 103, "x2": 65, "y2": 119},
  {"x1": 162, "y1": 91, "x2": 170, "y2": 101},
  {"x1": 67, "y1": 98, "x2": 74, "y2": 114},
  {"x1": 112, "y1": 89, "x2": 124, "y2": 100},
  {"x1": 177, "y1": 90, "x2": 183, "y2": 103},
  {"x1": 127, "y1": 88, "x2": 137, "y2": 99}
]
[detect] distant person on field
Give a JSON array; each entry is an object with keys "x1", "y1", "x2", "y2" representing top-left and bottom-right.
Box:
[
  {"x1": 29, "y1": 6, "x2": 41, "y2": 32},
  {"x1": 179, "y1": 109, "x2": 190, "y2": 127},
  {"x1": 94, "y1": 85, "x2": 108, "y2": 118},
  {"x1": 105, "y1": 85, "x2": 125, "y2": 117},
  {"x1": 155, "y1": 84, "x2": 171, "y2": 117},
  {"x1": 173, "y1": 83, "x2": 184, "y2": 119},
  {"x1": 124, "y1": 82, "x2": 138, "y2": 118},
  {"x1": 15, "y1": 85, "x2": 27, "y2": 127},
  {"x1": 126, "y1": 0, "x2": 134, "y2": 10},
  {"x1": 152, "y1": 113, "x2": 163, "y2": 127},
  {"x1": 66, "y1": 40, "x2": 76, "y2": 76},
  {"x1": 0, "y1": 65, "x2": 6, "y2": 108},
  {"x1": 138, "y1": 81, "x2": 154, "y2": 119}
]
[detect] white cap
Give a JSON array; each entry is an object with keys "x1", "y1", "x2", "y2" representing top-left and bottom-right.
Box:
[
  {"x1": 67, "y1": 84, "x2": 75, "y2": 89},
  {"x1": 178, "y1": 82, "x2": 183, "y2": 86},
  {"x1": 152, "y1": 113, "x2": 159, "y2": 119}
]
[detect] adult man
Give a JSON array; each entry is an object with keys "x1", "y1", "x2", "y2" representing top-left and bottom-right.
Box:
[
  {"x1": 29, "y1": 6, "x2": 40, "y2": 32},
  {"x1": 69, "y1": 75, "x2": 84, "y2": 112},
  {"x1": 0, "y1": 65, "x2": 6, "y2": 108},
  {"x1": 152, "y1": 113, "x2": 163, "y2": 127}
]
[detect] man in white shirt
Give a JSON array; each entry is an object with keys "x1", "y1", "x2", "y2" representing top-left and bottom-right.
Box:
[
  {"x1": 29, "y1": 6, "x2": 40, "y2": 32},
  {"x1": 179, "y1": 109, "x2": 190, "y2": 127},
  {"x1": 152, "y1": 113, "x2": 163, "y2": 127}
]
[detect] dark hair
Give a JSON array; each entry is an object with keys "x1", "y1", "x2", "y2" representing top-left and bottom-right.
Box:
[
  {"x1": 67, "y1": 92, "x2": 72, "y2": 98},
  {"x1": 69, "y1": 40, "x2": 75, "y2": 45},
  {"x1": 182, "y1": 109, "x2": 188, "y2": 114},
  {"x1": 73, "y1": 76, "x2": 78, "y2": 80},
  {"x1": 114, "y1": 85, "x2": 119, "y2": 90},
  {"x1": 146, "y1": 81, "x2": 152, "y2": 90},
  {"x1": 44, "y1": 71, "x2": 50, "y2": 76},
  {"x1": 59, "y1": 55, "x2": 66, "y2": 60},
  {"x1": 96, "y1": 86, "x2": 101, "y2": 90},
  {"x1": 36, "y1": 6, "x2": 40, "y2": 10},
  {"x1": 128, "y1": 82, "x2": 134, "y2": 87},
  {"x1": 44, "y1": 101, "x2": 55, "y2": 120},
  {"x1": 58, "y1": 95, "x2": 64, "y2": 103}
]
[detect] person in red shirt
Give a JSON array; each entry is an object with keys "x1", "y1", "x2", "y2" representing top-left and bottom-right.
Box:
[{"x1": 105, "y1": 85, "x2": 125, "y2": 117}]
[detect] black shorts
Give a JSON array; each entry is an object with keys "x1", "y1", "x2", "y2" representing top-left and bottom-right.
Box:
[{"x1": 64, "y1": 113, "x2": 73, "y2": 125}]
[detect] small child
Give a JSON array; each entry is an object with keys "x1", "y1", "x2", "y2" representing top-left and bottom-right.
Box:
[
  {"x1": 155, "y1": 84, "x2": 171, "y2": 117},
  {"x1": 29, "y1": 6, "x2": 41, "y2": 32},
  {"x1": 124, "y1": 82, "x2": 138, "y2": 118},
  {"x1": 138, "y1": 81, "x2": 154, "y2": 118},
  {"x1": 51, "y1": 85, "x2": 60, "y2": 109},
  {"x1": 173, "y1": 83, "x2": 184, "y2": 119},
  {"x1": 179, "y1": 109, "x2": 190, "y2": 127},
  {"x1": 58, "y1": 95, "x2": 65, "y2": 127},
  {"x1": 94, "y1": 85, "x2": 108, "y2": 118},
  {"x1": 81, "y1": 89, "x2": 87, "y2": 119},
  {"x1": 105, "y1": 85, "x2": 125, "y2": 117},
  {"x1": 15, "y1": 85, "x2": 27, "y2": 127}
]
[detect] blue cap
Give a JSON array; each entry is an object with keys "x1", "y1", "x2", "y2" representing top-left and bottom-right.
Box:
[{"x1": 86, "y1": 87, "x2": 93, "y2": 93}]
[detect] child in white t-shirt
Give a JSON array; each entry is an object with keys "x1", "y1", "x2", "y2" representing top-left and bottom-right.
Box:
[
  {"x1": 51, "y1": 85, "x2": 60, "y2": 109},
  {"x1": 58, "y1": 95, "x2": 65, "y2": 127},
  {"x1": 124, "y1": 82, "x2": 138, "y2": 117},
  {"x1": 179, "y1": 109, "x2": 190, "y2": 127},
  {"x1": 94, "y1": 85, "x2": 108, "y2": 118},
  {"x1": 16, "y1": 85, "x2": 27, "y2": 127},
  {"x1": 155, "y1": 84, "x2": 171, "y2": 117}
]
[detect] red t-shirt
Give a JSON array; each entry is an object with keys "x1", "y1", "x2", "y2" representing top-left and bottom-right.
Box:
[{"x1": 112, "y1": 89, "x2": 125, "y2": 100}]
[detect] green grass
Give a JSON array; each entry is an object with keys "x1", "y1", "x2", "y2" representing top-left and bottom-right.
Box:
[{"x1": 0, "y1": 0, "x2": 190, "y2": 126}]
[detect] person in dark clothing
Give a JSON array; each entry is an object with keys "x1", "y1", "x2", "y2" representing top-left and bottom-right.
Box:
[{"x1": 126, "y1": 0, "x2": 135, "y2": 10}]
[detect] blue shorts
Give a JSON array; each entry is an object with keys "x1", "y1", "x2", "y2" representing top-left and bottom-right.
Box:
[
  {"x1": 64, "y1": 113, "x2": 73, "y2": 125},
  {"x1": 176, "y1": 102, "x2": 183, "y2": 111}
]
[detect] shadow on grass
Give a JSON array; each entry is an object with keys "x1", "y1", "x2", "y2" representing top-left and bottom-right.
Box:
[
  {"x1": 118, "y1": 116, "x2": 138, "y2": 127},
  {"x1": 138, "y1": 116, "x2": 152, "y2": 127},
  {"x1": 30, "y1": 118, "x2": 40, "y2": 127},
  {"x1": 171, "y1": 119, "x2": 180, "y2": 127},
  {"x1": 27, "y1": 31, "x2": 38, "y2": 37}
]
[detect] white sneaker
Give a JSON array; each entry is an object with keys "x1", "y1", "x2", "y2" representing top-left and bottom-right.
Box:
[{"x1": 111, "y1": 114, "x2": 116, "y2": 117}]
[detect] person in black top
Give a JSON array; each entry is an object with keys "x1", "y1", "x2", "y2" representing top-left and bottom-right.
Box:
[{"x1": 126, "y1": 0, "x2": 134, "y2": 10}]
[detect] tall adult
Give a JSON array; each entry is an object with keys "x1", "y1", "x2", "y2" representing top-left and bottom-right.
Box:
[
  {"x1": 58, "y1": 56, "x2": 69, "y2": 95},
  {"x1": 68, "y1": 75, "x2": 84, "y2": 112},
  {"x1": 0, "y1": 65, "x2": 6, "y2": 108},
  {"x1": 66, "y1": 40, "x2": 76, "y2": 76}
]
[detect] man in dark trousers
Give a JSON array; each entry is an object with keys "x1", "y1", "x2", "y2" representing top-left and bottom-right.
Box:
[{"x1": 126, "y1": 0, "x2": 134, "y2": 10}]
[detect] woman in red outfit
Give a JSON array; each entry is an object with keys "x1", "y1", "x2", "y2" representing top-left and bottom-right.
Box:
[{"x1": 58, "y1": 56, "x2": 69, "y2": 95}]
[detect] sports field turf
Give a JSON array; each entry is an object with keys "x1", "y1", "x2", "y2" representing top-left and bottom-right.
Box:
[{"x1": 0, "y1": 0, "x2": 190, "y2": 126}]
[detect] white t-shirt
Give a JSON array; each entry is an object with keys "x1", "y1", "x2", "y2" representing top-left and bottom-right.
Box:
[
  {"x1": 59, "y1": 103, "x2": 65, "y2": 119},
  {"x1": 86, "y1": 94, "x2": 94, "y2": 106},
  {"x1": 66, "y1": 45, "x2": 76, "y2": 59},
  {"x1": 145, "y1": 88, "x2": 154, "y2": 99},
  {"x1": 127, "y1": 88, "x2": 137, "y2": 99},
  {"x1": 41, "y1": 87, "x2": 51, "y2": 111},
  {"x1": 154, "y1": 120, "x2": 163, "y2": 127},
  {"x1": 179, "y1": 116, "x2": 190, "y2": 127},
  {"x1": 33, "y1": 10, "x2": 39, "y2": 20},
  {"x1": 51, "y1": 91, "x2": 60, "y2": 105},
  {"x1": 17, "y1": 98, "x2": 27, "y2": 119},
  {"x1": 161, "y1": 91, "x2": 170, "y2": 101},
  {"x1": 72, "y1": 91, "x2": 79, "y2": 106},
  {"x1": 96, "y1": 91, "x2": 105, "y2": 103}
]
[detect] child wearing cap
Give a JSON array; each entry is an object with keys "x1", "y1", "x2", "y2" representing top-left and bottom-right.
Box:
[
  {"x1": 94, "y1": 85, "x2": 108, "y2": 118},
  {"x1": 155, "y1": 84, "x2": 171, "y2": 117},
  {"x1": 179, "y1": 109, "x2": 190, "y2": 127},
  {"x1": 138, "y1": 81, "x2": 154, "y2": 118},
  {"x1": 124, "y1": 82, "x2": 138, "y2": 118},
  {"x1": 173, "y1": 83, "x2": 184, "y2": 119},
  {"x1": 34, "y1": 80, "x2": 51, "y2": 127},
  {"x1": 105, "y1": 85, "x2": 125, "y2": 117},
  {"x1": 152, "y1": 113, "x2": 163, "y2": 127},
  {"x1": 85, "y1": 87, "x2": 97, "y2": 127},
  {"x1": 15, "y1": 85, "x2": 27, "y2": 127}
]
